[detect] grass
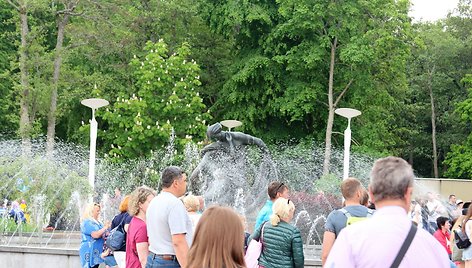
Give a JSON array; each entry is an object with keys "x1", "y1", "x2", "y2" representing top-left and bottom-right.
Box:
[{"x1": 0, "y1": 217, "x2": 37, "y2": 233}]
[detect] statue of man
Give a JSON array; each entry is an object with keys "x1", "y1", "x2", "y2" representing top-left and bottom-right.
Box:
[
  {"x1": 200, "y1": 122, "x2": 267, "y2": 156},
  {"x1": 188, "y1": 122, "x2": 269, "y2": 205}
]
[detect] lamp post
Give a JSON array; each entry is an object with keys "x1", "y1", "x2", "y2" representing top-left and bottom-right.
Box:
[
  {"x1": 220, "y1": 120, "x2": 242, "y2": 132},
  {"x1": 334, "y1": 108, "x2": 361, "y2": 180},
  {"x1": 81, "y1": 98, "x2": 109, "y2": 202}
]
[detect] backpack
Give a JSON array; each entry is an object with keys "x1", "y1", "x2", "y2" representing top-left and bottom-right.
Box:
[
  {"x1": 454, "y1": 228, "x2": 471, "y2": 249},
  {"x1": 339, "y1": 207, "x2": 374, "y2": 226},
  {"x1": 105, "y1": 218, "x2": 126, "y2": 251}
]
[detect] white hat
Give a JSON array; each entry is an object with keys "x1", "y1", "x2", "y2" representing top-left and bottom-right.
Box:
[{"x1": 457, "y1": 199, "x2": 464, "y2": 205}]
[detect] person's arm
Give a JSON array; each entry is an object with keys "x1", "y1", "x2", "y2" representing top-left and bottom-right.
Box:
[
  {"x1": 321, "y1": 231, "x2": 336, "y2": 267},
  {"x1": 254, "y1": 208, "x2": 268, "y2": 231},
  {"x1": 231, "y1": 132, "x2": 267, "y2": 149},
  {"x1": 90, "y1": 221, "x2": 110, "y2": 239},
  {"x1": 172, "y1": 233, "x2": 189, "y2": 268},
  {"x1": 136, "y1": 242, "x2": 150, "y2": 268},
  {"x1": 249, "y1": 223, "x2": 262, "y2": 242}
]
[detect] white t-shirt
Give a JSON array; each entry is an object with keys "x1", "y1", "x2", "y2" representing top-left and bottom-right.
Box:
[{"x1": 146, "y1": 191, "x2": 193, "y2": 254}]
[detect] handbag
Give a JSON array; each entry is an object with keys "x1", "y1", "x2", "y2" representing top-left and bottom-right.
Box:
[
  {"x1": 105, "y1": 217, "x2": 126, "y2": 251},
  {"x1": 244, "y1": 222, "x2": 267, "y2": 268}
]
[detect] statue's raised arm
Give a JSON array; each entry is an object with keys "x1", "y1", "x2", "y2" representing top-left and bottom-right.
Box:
[{"x1": 201, "y1": 122, "x2": 267, "y2": 156}]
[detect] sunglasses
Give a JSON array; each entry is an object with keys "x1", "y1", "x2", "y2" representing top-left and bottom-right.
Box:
[{"x1": 275, "y1": 182, "x2": 285, "y2": 193}]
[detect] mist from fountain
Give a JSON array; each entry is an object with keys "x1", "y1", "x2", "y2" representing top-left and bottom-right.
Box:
[{"x1": 0, "y1": 135, "x2": 379, "y2": 248}]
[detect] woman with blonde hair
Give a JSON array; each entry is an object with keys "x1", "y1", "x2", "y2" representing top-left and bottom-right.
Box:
[
  {"x1": 80, "y1": 202, "x2": 111, "y2": 268},
  {"x1": 126, "y1": 186, "x2": 156, "y2": 268},
  {"x1": 182, "y1": 194, "x2": 201, "y2": 231},
  {"x1": 187, "y1": 206, "x2": 246, "y2": 268},
  {"x1": 249, "y1": 197, "x2": 304, "y2": 268}
]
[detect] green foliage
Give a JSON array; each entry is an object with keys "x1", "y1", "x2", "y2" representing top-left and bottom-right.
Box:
[
  {"x1": 202, "y1": 0, "x2": 414, "y2": 156},
  {"x1": 314, "y1": 173, "x2": 342, "y2": 197},
  {"x1": 0, "y1": 218, "x2": 36, "y2": 233},
  {"x1": 0, "y1": 156, "x2": 90, "y2": 225},
  {"x1": 101, "y1": 40, "x2": 211, "y2": 160},
  {"x1": 404, "y1": 21, "x2": 470, "y2": 176},
  {"x1": 0, "y1": 2, "x2": 17, "y2": 136},
  {"x1": 444, "y1": 75, "x2": 472, "y2": 178}
]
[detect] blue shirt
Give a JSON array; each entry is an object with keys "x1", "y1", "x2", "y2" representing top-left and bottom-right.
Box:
[
  {"x1": 255, "y1": 200, "x2": 273, "y2": 231},
  {"x1": 80, "y1": 219, "x2": 105, "y2": 268}
]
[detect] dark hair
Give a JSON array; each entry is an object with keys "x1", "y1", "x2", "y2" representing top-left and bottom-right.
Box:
[
  {"x1": 161, "y1": 166, "x2": 185, "y2": 188},
  {"x1": 436, "y1": 216, "x2": 449, "y2": 230},
  {"x1": 268, "y1": 182, "x2": 288, "y2": 200},
  {"x1": 463, "y1": 205, "x2": 472, "y2": 234}
]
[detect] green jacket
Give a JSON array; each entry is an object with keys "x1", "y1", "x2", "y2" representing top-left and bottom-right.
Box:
[{"x1": 250, "y1": 221, "x2": 304, "y2": 268}]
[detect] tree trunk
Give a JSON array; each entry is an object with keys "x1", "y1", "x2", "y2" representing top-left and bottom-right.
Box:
[
  {"x1": 18, "y1": 2, "x2": 32, "y2": 154},
  {"x1": 323, "y1": 37, "x2": 337, "y2": 176},
  {"x1": 47, "y1": 14, "x2": 70, "y2": 156},
  {"x1": 428, "y1": 66, "x2": 439, "y2": 178}
]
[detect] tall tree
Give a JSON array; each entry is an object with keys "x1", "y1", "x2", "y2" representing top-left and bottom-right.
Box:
[
  {"x1": 101, "y1": 40, "x2": 211, "y2": 160},
  {"x1": 407, "y1": 14, "x2": 471, "y2": 177},
  {"x1": 46, "y1": 0, "x2": 81, "y2": 156},
  {"x1": 444, "y1": 75, "x2": 472, "y2": 178},
  {"x1": 201, "y1": 0, "x2": 413, "y2": 175},
  {"x1": 7, "y1": 0, "x2": 32, "y2": 152}
]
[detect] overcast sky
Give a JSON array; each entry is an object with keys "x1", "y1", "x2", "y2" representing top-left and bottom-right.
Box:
[{"x1": 409, "y1": 0, "x2": 460, "y2": 22}]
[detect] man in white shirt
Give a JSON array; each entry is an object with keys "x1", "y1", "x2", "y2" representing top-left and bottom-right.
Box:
[{"x1": 146, "y1": 166, "x2": 193, "y2": 268}]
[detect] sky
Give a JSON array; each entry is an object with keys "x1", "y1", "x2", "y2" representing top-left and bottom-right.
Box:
[{"x1": 409, "y1": 0, "x2": 460, "y2": 22}]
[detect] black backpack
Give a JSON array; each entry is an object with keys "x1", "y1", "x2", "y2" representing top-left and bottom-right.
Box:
[{"x1": 454, "y1": 228, "x2": 471, "y2": 249}]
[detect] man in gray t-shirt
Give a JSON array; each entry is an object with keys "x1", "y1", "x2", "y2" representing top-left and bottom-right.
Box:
[
  {"x1": 146, "y1": 166, "x2": 193, "y2": 268},
  {"x1": 321, "y1": 178, "x2": 374, "y2": 266}
]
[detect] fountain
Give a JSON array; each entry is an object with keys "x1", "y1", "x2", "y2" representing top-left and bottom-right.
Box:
[{"x1": 1, "y1": 127, "x2": 465, "y2": 267}]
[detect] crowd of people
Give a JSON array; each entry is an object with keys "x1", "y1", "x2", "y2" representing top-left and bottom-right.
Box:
[
  {"x1": 0, "y1": 198, "x2": 28, "y2": 224},
  {"x1": 79, "y1": 156, "x2": 468, "y2": 268}
]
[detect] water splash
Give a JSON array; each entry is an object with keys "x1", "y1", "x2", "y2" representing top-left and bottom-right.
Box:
[{"x1": 0, "y1": 136, "x2": 376, "y2": 247}]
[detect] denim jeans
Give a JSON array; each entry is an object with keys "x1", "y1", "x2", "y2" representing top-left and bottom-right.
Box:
[{"x1": 145, "y1": 253, "x2": 180, "y2": 268}]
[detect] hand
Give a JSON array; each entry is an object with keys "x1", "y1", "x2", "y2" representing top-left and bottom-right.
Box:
[
  {"x1": 104, "y1": 221, "x2": 111, "y2": 229},
  {"x1": 101, "y1": 248, "x2": 110, "y2": 259}
]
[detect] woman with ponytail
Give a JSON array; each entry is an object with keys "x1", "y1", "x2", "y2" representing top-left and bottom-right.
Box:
[
  {"x1": 249, "y1": 197, "x2": 304, "y2": 268},
  {"x1": 461, "y1": 203, "x2": 472, "y2": 267}
]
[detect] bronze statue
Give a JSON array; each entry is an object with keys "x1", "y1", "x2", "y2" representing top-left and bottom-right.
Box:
[
  {"x1": 189, "y1": 122, "x2": 269, "y2": 206},
  {"x1": 200, "y1": 122, "x2": 267, "y2": 156}
]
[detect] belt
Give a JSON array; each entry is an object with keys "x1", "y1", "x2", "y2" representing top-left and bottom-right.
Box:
[{"x1": 150, "y1": 252, "x2": 178, "y2": 262}]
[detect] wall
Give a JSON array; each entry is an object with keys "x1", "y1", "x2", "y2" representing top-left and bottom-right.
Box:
[
  {"x1": 0, "y1": 245, "x2": 321, "y2": 268},
  {"x1": 415, "y1": 178, "x2": 472, "y2": 201},
  {"x1": 0, "y1": 246, "x2": 80, "y2": 267}
]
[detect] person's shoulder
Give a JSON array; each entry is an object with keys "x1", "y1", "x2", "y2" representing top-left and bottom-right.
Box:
[{"x1": 326, "y1": 208, "x2": 343, "y2": 220}]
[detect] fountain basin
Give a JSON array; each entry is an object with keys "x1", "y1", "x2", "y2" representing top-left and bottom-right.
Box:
[
  {"x1": 0, "y1": 245, "x2": 79, "y2": 267},
  {"x1": 0, "y1": 242, "x2": 321, "y2": 267}
]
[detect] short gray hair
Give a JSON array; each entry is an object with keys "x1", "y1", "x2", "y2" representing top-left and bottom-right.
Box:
[{"x1": 370, "y1": 156, "x2": 414, "y2": 202}]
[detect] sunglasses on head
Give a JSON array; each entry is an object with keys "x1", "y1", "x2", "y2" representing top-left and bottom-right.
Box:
[{"x1": 275, "y1": 182, "x2": 285, "y2": 193}]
